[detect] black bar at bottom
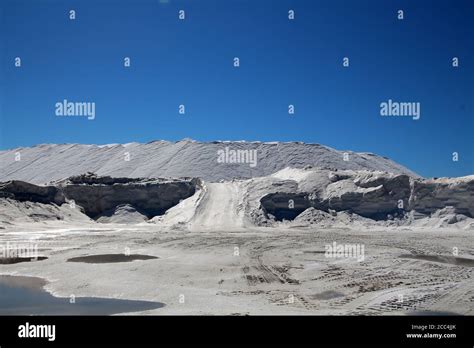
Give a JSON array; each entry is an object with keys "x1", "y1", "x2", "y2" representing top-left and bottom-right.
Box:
[{"x1": 0, "y1": 315, "x2": 472, "y2": 346}]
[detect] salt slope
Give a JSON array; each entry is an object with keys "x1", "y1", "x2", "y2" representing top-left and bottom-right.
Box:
[
  {"x1": 0, "y1": 139, "x2": 418, "y2": 184},
  {"x1": 156, "y1": 182, "x2": 246, "y2": 231}
]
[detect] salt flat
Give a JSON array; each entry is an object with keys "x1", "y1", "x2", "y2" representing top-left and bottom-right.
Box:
[{"x1": 1, "y1": 222, "x2": 472, "y2": 315}]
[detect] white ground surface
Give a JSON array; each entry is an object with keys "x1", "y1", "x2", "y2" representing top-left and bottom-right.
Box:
[{"x1": 1, "y1": 214, "x2": 473, "y2": 315}]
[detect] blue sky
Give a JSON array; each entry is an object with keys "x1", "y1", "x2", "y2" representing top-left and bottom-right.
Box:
[{"x1": 0, "y1": 0, "x2": 472, "y2": 177}]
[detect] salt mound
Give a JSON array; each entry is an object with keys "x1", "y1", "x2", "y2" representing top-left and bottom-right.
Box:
[
  {"x1": 293, "y1": 207, "x2": 335, "y2": 225},
  {"x1": 96, "y1": 204, "x2": 148, "y2": 224},
  {"x1": 0, "y1": 198, "x2": 92, "y2": 225},
  {"x1": 411, "y1": 207, "x2": 474, "y2": 229},
  {"x1": 0, "y1": 140, "x2": 419, "y2": 184}
]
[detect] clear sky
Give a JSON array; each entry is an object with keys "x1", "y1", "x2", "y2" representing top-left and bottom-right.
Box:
[{"x1": 0, "y1": 0, "x2": 472, "y2": 177}]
